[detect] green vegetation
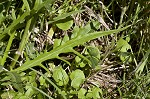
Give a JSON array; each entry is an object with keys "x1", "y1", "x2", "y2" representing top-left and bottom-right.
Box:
[{"x1": 0, "y1": 0, "x2": 149, "y2": 98}]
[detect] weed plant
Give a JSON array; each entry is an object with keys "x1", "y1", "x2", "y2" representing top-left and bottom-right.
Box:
[{"x1": 0, "y1": 0, "x2": 149, "y2": 98}]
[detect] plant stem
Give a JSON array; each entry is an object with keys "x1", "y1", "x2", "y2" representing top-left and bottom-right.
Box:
[
  {"x1": 1, "y1": 31, "x2": 15, "y2": 66},
  {"x1": 10, "y1": 18, "x2": 32, "y2": 70}
]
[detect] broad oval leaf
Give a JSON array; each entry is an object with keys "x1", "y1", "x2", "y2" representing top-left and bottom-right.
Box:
[
  {"x1": 78, "y1": 88, "x2": 87, "y2": 99},
  {"x1": 70, "y1": 69, "x2": 85, "y2": 89},
  {"x1": 56, "y1": 17, "x2": 73, "y2": 30},
  {"x1": 52, "y1": 66, "x2": 69, "y2": 86}
]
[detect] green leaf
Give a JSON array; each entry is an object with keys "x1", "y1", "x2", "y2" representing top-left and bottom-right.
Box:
[
  {"x1": 78, "y1": 88, "x2": 87, "y2": 99},
  {"x1": 23, "y1": 0, "x2": 30, "y2": 10},
  {"x1": 115, "y1": 38, "x2": 131, "y2": 52},
  {"x1": 25, "y1": 87, "x2": 35, "y2": 98},
  {"x1": 56, "y1": 17, "x2": 73, "y2": 30},
  {"x1": 86, "y1": 87, "x2": 102, "y2": 99},
  {"x1": 48, "y1": 10, "x2": 84, "y2": 23},
  {"x1": 75, "y1": 56, "x2": 81, "y2": 63},
  {"x1": 33, "y1": 0, "x2": 43, "y2": 10},
  {"x1": 78, "y1": 21, "x2": 100, "y2": 37},
  {"x1": 1, "y1": 91, "x2": 17, "y2": 99},
  {"x1": 18, "y1": 95, "x2": 28, "y2": 99},
  {"x1": 28, "y1": 71, "x2": 37, "y2": 83},
  {"x1": 34, "y1": 0, "x2": 54, "y2": 12},
  {"x1": 135, "y1": 49, "x2": 150, "y2": 75},
  {"x1": 0, "y1": 65, "x2": 3, "y2": 72},
  {"x1": 13, "y1": 25, "x2": 130, "y2": 72},
  {"x1": 71, "y1": 26, "x2": 80, "y2": 39},
  {"x1": 39, "y1": 76, "x2": 47, "y2": 86},
  {"x1": 120, "y1": 52, "x2": 132, "y2": 62},
  {"x1": 30, "y1": 85, "x2": 54, "y2": 99},
  {"x1": 0, "y1": 13, "x2": 5, "y2": 24},
  {"x1": 52, "y1": 66, "x2": 69, "y2": 86},
  {"x1": 25, "y1": 42, "x2": 37, "y2": 59},
  {"x1": 53, "y1": 39, "x2": 62, "y2": 49},
  {"x1": 115, "y1": 38, "x2": 132, "y2": 62},
  {"x1": 77, "y1": 22, "x2": 92, "y2": 36},
  {"x1": 75, "y1": 56, "x2": 86, "y2": 68},
  {"x1": 86, "y1": 46, "x2": 100, "y2": 68},
  {"x1": 0, "y1": 0, "x2": 54, "y2": 41},
  {"x1": 87, "y1": 46, "x2": 100, "y2": 58},
  {"x1": 70, "y1": 69, "x2": 85, "y2": 89},
  {"x1": 86, "y1": 91, "x2": 93, "y2": 98},
  {"x1": 30, "y1": 68, "x2": 67, "y2": 99},
  {"x1": 48, "y1": 26, "x2": 56, "y2": 39},
  {"x1": 61, "y1": 34, "x2": 70, "y2": 44},
  {"x1": 0, "y1": 11, "x2": 30, "y2": 41},
  {"x1": 8, "y1": 72, "x2": 24, "y2": 93},
  {"x1": 92, "y1": 87, "x2": 101, "y2": 99},
  {"x1": 87, "y1": 56, "x2": 99, "y2": 68},
  {"x1": 79, "y1": 62, "x2": 86, "y2": 68}
]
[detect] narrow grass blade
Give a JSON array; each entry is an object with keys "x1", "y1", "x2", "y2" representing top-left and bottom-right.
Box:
[
  {"x1": 30, "y1": 85, "x2": 54, "y2": 99},
  {"x1": 135, "y1": 49, "x2": 150, "y2": 75},
  {"x1": 48, "y1": 10, "x2": 84, "y2": 24}
]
